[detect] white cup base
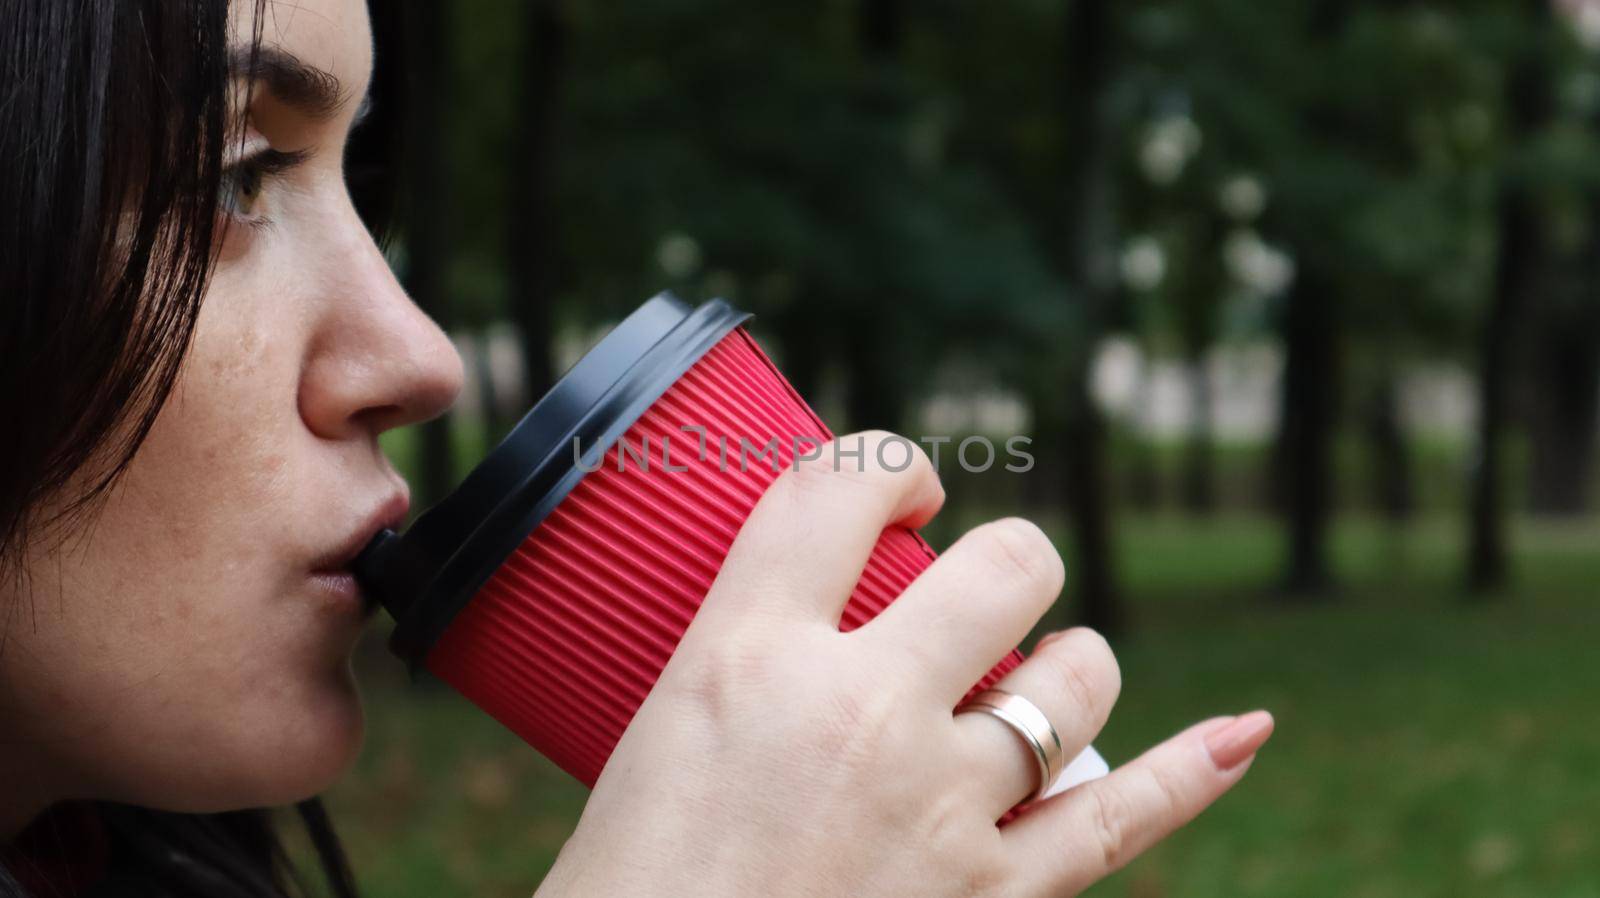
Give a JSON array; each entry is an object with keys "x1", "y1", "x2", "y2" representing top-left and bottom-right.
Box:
[{"x1": 1041, "y1": 745, "x2": 1110, "y2": 800}]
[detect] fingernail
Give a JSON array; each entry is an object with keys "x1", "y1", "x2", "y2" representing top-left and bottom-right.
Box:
[{"x1": 1204, "y1": 710, "x2": 1275, "y2": 771}]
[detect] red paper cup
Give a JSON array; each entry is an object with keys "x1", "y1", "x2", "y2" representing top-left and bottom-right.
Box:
[{"x1": 355, "y1": 294, "x2": 1023, "y2": 788}]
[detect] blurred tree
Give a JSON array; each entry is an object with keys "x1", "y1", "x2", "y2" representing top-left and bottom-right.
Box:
[
  {"x1": 1052, "y1": 0, "x2": 1124, "y2": 635},
  {"x1": 553, "y1": 0, "x2": 1058, "y2": 428},
  {"x1": 410, "y1": 0, "x2": 1600, "y2": 627},
  {"x1": 1525, "y1": 210, "x2": 1600, "y2": 515},
  {"x1": 1271, "y1": 0, "x2": 1353, "y2": 599},
  {"x1": 348, "y1": 4, "x2": 404, "y2": 246},
  {"x1": 1142, "y1": 134, "x2": 1233, "y2": 517},
  {"x1": 1470, "y1": 0, "x2": 1563, "y2": 593},
  {"x1": 507, "y1": 0, "x2": 567, "y2": 409},
  {"x1": 1119, "y1": 4, "x2": 1298, "y2": 519},
  {"x1": 400, "y1": 1, "x2": 458, "y2": 509},
  {"x1": 842, "y1": 0, "x2": 911, "y2": 433},
  {"x1": 1119, "y1": 0, "x2": 1345, "y2": 589},
  {"x1": 1521, "y1": 41, "x2": 1600, "y2": 517},
  {"x1": 1329, "y1": 6, "x2": 1492, "y2": 526},
  {"x1": 1200, "y1": 0, "x2": 1494, "y2": 593}
]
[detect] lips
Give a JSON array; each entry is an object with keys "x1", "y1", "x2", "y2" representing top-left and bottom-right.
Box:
[{"x1": 310, "y1": 491, "x2": 410, "y2": 584}]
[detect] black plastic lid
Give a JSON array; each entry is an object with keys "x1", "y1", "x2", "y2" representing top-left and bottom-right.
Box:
[{"x1": 353, "y1": 293, "x2": 751, "y2": 668}]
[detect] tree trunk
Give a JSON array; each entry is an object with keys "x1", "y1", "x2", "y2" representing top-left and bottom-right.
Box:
[
  {"x1": 1277, "y1": 261, "x2": 1338, "y2": 598},
  {"x1": 508, "y1": 0, "x2": 566, "y2": 408},
  {"x1": 1525, "y1": 227, "x2": 1600, "y2": 516},
  {"x1": 1057, "y1": 0, "x2": 1122, "y2": 636},
  {"x1": 1270, "y1": 0, "x2": 1349, "y2": 599},
  {"x1": 859, "y1": 0, "x2": 903, "y2": 52},
  {"x1": 1062, "y1": 384, "x2": 1120, "y2": 634},
  {"x1": 1525, "y1": 350, "x2": 1599, "y2": 515},
  {"x1": 842, "y1": 0, "x2": 909, "y2": 435},
  {"x1": 1469, "y1": 191, "x2": 1535, "y2": 591},
  {"x1": 842, "y1": 319, "x2": 906, "y2": 433},
  {"x1": 1365, "y1": 371, "x2": 1413, "y2": 521},
  {"x1": 402, "y1": 1, "x2": 456, "y2": 508},
  {"x1": 1469, "y1": 0, "x2": 1554, "y2": 595},
  {"x1": 776, "y1": 307, "x2": 827, "y2": 404}
]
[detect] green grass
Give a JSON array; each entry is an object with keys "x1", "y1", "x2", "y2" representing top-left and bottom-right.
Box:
[
  {"x1": 318, "y1": 512, "x2": 1600, "y2": 898},
  {"x1": 1072, "y1": 516, "x2": 1600, "y2": 898}
]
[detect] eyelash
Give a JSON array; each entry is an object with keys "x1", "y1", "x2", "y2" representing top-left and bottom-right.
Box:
[{"x1": 219, "y1": 147, "x2": 312, "y2": 231}]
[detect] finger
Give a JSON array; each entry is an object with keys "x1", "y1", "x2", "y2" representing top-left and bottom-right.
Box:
[
  {"x1": 851, "y1": 517, "x2": 1065, "y2": 703},
  {"x1": 953, "y1": 628, "x2": 1120, "y2": 821},
  {"x1": 700, "y1": 431, "x2": 943, "y2": 626},
  {"x1": 1003, "y1": 711, "x2": 1275, "y2": 898}
]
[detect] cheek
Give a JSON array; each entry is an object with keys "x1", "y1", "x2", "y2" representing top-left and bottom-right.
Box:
[
  {"x1": 94, "y1": 309, "x2": 296, "y2": 619},
  {"x1": 4, "y1": 543, "x2": 367, "y2": 812},
  {"x1": 0, "y1": 278, "x2": 366, "y2": 810},
  {"x1": 138, "y1": 253, "x2": 335, "y2": 557}
]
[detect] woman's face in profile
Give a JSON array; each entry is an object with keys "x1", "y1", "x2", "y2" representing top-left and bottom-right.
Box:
[{"x1": 1, "y1": 0, "x2": 462, "y2": 822}]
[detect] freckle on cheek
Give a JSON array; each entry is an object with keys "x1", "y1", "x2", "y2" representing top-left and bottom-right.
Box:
[
  {"x1": 200, "y1": 327, "x2": 268, "y2": 383},
  {"x1": 262, "y1": 452, "x2": 287, "y2": 475}
]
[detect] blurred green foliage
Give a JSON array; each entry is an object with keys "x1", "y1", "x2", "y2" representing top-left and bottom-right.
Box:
[
  {"x1": 420, "y1": 0, "x2": 1600, "y2": 378},
  {"x1": 397, "y1": 0, "x2": 1600, "y2": 587}
]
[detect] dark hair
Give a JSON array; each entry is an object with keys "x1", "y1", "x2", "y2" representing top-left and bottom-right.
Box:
[
  {"x1": 0, "y1": 1, "x2": 397, "y2": 895},
  {"x1": 0, "y1": 0, "x2": 225, "y2": 575}
]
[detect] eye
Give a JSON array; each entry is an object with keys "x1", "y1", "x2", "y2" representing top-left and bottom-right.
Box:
[
  {"x1": 217, "y1": 148, "x2": 311, "y2": 227},
  {"x1": 219, "y1": 160, "x2": 266, "y2": 220}
]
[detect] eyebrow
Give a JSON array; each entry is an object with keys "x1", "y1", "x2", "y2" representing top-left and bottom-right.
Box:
[{"x1": 229, "y1": 45, "x2": 350, "y2": 121}]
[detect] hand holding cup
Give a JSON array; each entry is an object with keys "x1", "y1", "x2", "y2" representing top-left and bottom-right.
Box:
[{"x1": 539, "y1": 432, "x2": 1274, "y2": 898}]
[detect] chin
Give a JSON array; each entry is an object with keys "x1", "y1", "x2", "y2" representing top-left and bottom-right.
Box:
[
  {"x1": 227, "y1": 670, "x2": 369, "y2": 809},
  {"x1": 118, "y1": 695, "x2": 367, "y2": 816},
  {"x1": 289, "y1": 672, "x2": 367, "y2": 796},
  {"x1": 104, "y1": 656, "x2": 370, "y2": 815}
]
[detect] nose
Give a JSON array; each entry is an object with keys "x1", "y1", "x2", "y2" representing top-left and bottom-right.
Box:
[{"x1": 298, "y1": 207, "x2": 465, "y2": 441}]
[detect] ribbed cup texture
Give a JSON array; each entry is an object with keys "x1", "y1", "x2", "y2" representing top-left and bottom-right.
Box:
[{"x1": 426, "y1": 329, "x2": 1024, "y2": 787}]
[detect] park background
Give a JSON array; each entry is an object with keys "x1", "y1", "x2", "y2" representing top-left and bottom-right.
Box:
[{"x1": 320, "y1": 1, "x2": 1600, "y2": 895}]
